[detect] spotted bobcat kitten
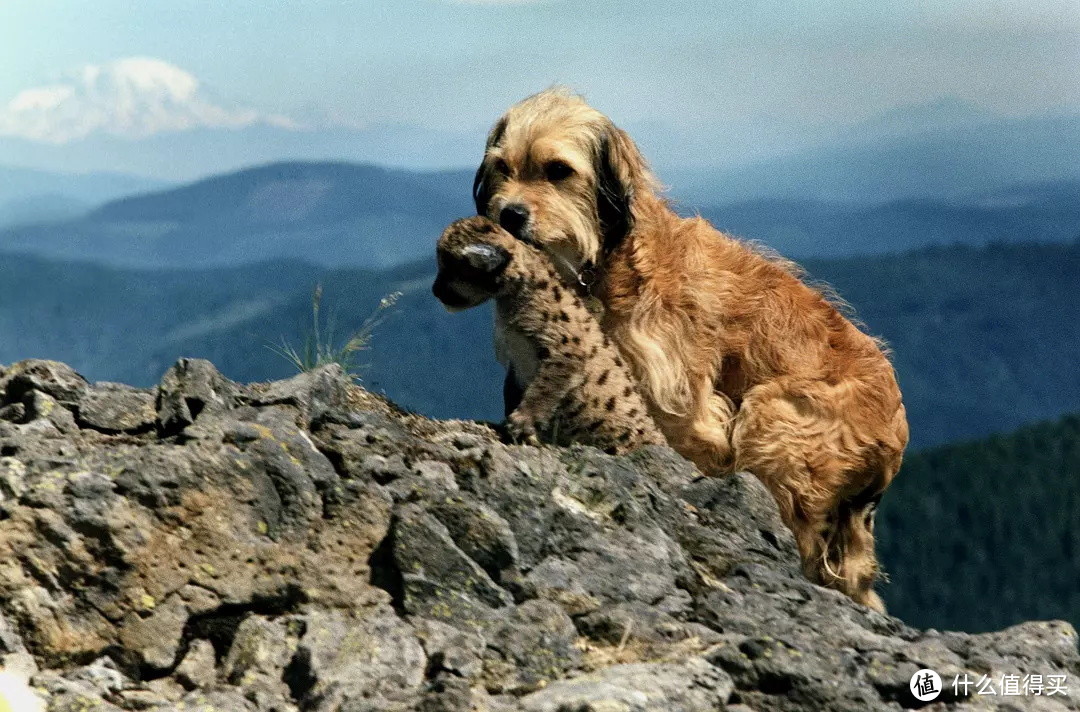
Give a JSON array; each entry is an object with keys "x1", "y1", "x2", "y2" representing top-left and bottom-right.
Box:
[{"x1": 433, "y1": 216, "x2": 665, "y2": 454}]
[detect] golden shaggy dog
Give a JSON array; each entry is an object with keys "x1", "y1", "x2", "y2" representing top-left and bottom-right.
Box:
[{"x1": 473, "y1": 88, "x2": 909, "y2": 610}]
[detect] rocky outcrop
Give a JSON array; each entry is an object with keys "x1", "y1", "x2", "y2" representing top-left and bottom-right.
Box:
[{"x1": 0, "y1": 358, "x2": 1076, "y2": 711}]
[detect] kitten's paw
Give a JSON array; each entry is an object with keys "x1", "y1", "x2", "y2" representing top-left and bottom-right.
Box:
[{"x1": 506, "y1": 410, "x2": 541, "y2": 446}]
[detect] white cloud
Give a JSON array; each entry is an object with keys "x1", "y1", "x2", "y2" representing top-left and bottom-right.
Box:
[{"x1": 0, "y1": 57, "x2": 299, "y2": 144}]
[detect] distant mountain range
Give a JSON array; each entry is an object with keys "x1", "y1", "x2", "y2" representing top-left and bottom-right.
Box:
[
  {"x1": 697, "y1": 179, "x2": 1080, "y2": 258},
  {"x1": 4, "y1": 73, "x2": 1080, "y2": 267},
  {"x1": 0, "y1": 164, "x2": 168, "y2": 228},
  {"x1": 0, "y1": 252, "x2": 502, "y2": 422},
  {"x1": 0, "y1": 162, "x2": 474, "y2": 269},
  {"x1": 6, "y1": 108, "x2": 1080, "y2": 203},
  {"x1": 2, "y1": 160, "x2": 1078, "y2": 267},
  {"x1": 803, "y1": 241, "x2": 1080, "y2": 447},
  {"x1": 3, "y1": 240, "x2": 1079, "y2": 450},
  {"x1": 0, "y1": 123, "x2": 482, "y2": 186},
  {"x1": 671, "y1": 111, "x2": 1080, "y2": 205}
]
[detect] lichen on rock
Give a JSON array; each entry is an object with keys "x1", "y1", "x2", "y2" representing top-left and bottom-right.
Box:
[{"x1": 0, "y1": 358, "x2": 1076, "y2": 711}]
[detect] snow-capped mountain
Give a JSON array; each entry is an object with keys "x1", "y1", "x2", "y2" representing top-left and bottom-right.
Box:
[
  {"x1": 0, "y1": 56, "x2": 481, "y2": 178},
  {"x1": 0, "y1": 57, "x2": 296, "y2": 144}
]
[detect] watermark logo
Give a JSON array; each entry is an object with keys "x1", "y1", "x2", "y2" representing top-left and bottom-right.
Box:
[
  {"x1": 907, "y1": 668, "x2": 1070, "y2": 701},
  {"x1": 954, "y1": 672, "x2": 1069, "y2": 697},
  {"x1": 910, "y1": 669, "x2": 942, "y2": 702}
]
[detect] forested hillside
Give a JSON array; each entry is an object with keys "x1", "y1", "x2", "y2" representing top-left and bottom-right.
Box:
[
  {"x1": 0, "y1": 253, "x2": 502, "y2": 421},
  {"x1": 879, "y1": 413, "x2": 1080, "y2": 632},
  {"x1": 3, "y1": 240, "x2": 1080, "y2": 447},
  {"x1": 804, "y1": 240, "x2": 1080, "y2": 447}
]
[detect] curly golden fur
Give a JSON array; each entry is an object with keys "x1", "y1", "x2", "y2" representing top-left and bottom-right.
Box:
[{"x1": 473, "y1": 88, "x2": 909, "y2": 611}]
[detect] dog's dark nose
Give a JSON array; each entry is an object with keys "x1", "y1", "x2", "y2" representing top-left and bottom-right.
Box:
[{"x1": 499, "y1": 204, "x2": 529, "y2": 237}]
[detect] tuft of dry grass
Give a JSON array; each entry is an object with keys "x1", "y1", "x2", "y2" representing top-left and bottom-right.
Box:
[{"x1": 269, "y1": 284, "x2": 401, "y2": 380}]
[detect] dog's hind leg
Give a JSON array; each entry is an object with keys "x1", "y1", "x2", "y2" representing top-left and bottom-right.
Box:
[
  {"x1": 730, "y1": 378, "x2": 902, "y2": 611},
  {"x1": 828, "y1": 493, "x2": 886, "y2": 611}
]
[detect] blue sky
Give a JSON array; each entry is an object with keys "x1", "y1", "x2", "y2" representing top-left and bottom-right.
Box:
[{"x1": 3, "y1": 0, "x2": 1078, "y2": 135}]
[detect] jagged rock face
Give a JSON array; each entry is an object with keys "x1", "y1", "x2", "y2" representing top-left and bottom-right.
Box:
[{"x1": 0, "y1": 358, "x2": 1076, "y2": 711}]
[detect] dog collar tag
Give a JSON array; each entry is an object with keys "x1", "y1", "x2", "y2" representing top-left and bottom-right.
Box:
[{"x1": 585, "y1": 295, "x2": 605, "y2": 315}]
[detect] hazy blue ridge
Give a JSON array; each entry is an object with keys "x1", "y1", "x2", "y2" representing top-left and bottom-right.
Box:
[{"x1": 2, "y1": 141, "x2": 1079, "y2": 267}]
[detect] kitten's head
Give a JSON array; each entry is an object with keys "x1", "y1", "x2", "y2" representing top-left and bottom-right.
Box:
[{"x1": 432, "y1": 216, "x2": 521, "y2": 311}]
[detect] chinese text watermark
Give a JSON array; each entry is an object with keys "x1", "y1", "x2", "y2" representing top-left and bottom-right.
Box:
[{"x1": 909, "y1": 669, "x2": 1070, "y2": 702}]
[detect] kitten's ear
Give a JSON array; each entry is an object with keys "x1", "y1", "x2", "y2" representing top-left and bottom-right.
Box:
[
  {"x1": 461, "y1": 243, "x2": 511, "y2": 276},
  {"x1": 473, "y1": 117, "x2": 508, "y2": 215}
]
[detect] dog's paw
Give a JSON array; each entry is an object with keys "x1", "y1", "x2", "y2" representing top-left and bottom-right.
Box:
[{"x1": 506, "y1": 410, "x2": 541, "y2": 446}]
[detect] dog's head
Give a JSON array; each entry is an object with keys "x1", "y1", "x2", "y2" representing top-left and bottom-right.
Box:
[
  {"x1": 432, "y1": 216, "x2": 519, "y2": 311},
  {"x1": 472, "y1": 88, "x2": 657, "y2": 276}
]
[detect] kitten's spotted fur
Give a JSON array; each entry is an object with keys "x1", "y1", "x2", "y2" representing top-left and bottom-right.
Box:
[{"x1": 433, "y1": 216, "x2": 665, "y2": 454}]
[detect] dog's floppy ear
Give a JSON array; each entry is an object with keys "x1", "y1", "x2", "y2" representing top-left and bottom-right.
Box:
[
  {"x1": 595, "y1": 126, "x2": 638, "y2": 254},
  {"x1": 472, "y1": 162, "x2": 493, "y2": 216},
  {"x1": 473, "y1": 117, "x2": 508, "y2": 215}
]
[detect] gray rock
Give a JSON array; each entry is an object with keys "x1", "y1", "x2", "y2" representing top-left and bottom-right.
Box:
[
  {"x1": 154, "y1": 358, "x2": 238, "y2": 434},
  {"x1": 576, "y1": 601, "x2": 724, "y2": 650},
  {"x1": 25, "y1": 390, "x2": 79, "y2": 433},
  {"x1": 0, "y1": 359, "x2": 1073, "y2": 712},
  {"x1": 0, "y1": 359, "x2": 88, "y2": 406},
  {"x1": 248, "y1": 363, "x2": 352, "y2": 427},
  {"x1": 117, "y1": 592, "x2": 191, "y2": 671},
  {"x1": 0, "y1": 400, "x2": 25, "y2": 423},
  {"x1": 33, "y1": 671, "x2": 124, "y2": 711},
  {"x1": 0, "y1": 610, "x2": 27, "y2": 655},
  {"x1": 412, "y1": 618, "x2": 486, "y2": 681},
  {"x1": 1, "y1": 650, "x2": 37, "y2": 683},
  {"x1": 174, "y1": 688, "x2": 260, "y2": 711},
  {"x1": 393, "y1": 503, "x2": 514, "y2": 621},
  {"x1": 291, "y1": 607, "x2": 426, "y2": 711},
  {"x1": 222, "y1": 615, "x2": 296, "y2": 684},
  {"x1": 427, "y1": 496, "x2": 519, "y2": 584},
  {"x1": 221, "y1": 407, "x2": 337, "y2": 538},
  {"x1": 517, "y1": 659, "x2": 733, "y2": 712},
  {"x1": 481, "y1": 599, "x2": 581, "y2": 693},
  {"x1": 68, "y1": 655, "x2": 130, "y2": 696},
  {"x1": 77, "y1": 382, "x2": 157, "y2": 433},
  {"x1": 175, "y1": 639, "x2": 217, "y2": 690}
]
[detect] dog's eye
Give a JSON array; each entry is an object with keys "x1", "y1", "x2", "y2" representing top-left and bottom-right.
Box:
[
  {"x1": 544, "y1": 160, "x2": 574, "y2": 181},
  {"x1": 493, "y1": 158, "x2": 510, "y2": 176}
]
